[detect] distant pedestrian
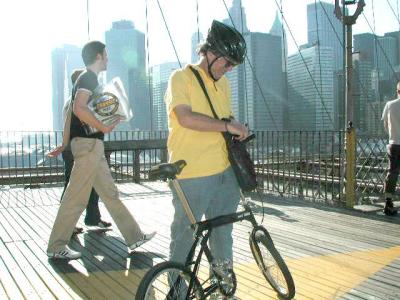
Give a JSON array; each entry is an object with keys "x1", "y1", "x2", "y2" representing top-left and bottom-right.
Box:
[
  {"x1": 47, "y1": 41, "x2": 155, "y2": 260},
  {"x1": 381, "y1": 81, "x2": 400, "y2": 216}
]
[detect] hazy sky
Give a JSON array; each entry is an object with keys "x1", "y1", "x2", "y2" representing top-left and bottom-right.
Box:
[{"x1": 0, "y1": 0, "x2": 398, "y2": 131}]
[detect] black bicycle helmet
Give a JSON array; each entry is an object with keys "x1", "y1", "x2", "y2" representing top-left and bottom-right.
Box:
[{"x1": 206, "y1": 20, "x2": 246, "y2": 65}]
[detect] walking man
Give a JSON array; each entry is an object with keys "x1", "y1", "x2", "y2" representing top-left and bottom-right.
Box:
[{"x1": 47, "y1": 41, "x2": 155, "y2": 259}]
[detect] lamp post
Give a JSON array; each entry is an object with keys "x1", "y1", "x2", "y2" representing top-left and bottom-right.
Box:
[{"x1": 334, "y1": 0, "x2": 365, "y2": 208}]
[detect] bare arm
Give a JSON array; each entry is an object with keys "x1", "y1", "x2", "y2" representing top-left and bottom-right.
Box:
[
  {"x1": 73, "y1": 90, "x2": 119, "y2": 134},
  {"x1": 173, "y1": 104, "x2": 249, "y2": 140},
  {"x1": 47, "y1": 103, "x2": 72, "y2": 157}
]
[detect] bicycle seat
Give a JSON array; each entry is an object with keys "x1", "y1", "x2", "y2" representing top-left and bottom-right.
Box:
[{"x1": 148, "y1": 160, "x2": 187, "y2": 181}]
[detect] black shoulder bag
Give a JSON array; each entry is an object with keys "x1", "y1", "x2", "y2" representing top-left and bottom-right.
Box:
[{"x1": 189, "y1": 66, "x2": 257, "y2": 192}]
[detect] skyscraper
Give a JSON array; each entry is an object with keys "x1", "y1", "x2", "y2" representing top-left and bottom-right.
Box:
[
  {"x1": 307, "y1": 1, "x2": 344, "y2": 72},
  {"x1": 243, "y1": 32, "x2": 284, "y2": 130},
  {"x1": 223, "y1": 0, "x2": 249, "y2": 33},
  {"x1": 105, "y1": 20, "x2": 150, "y2": 130},
  {"x1": 287, "y1": 46, "x2": 334, "y2": 130},
  {"x1": 51, "y1": 45, "x2": 82, "y2": 131},
  {"x1": 270, "y1": 11, "x2": 288, "y2": 73},
  {"x1": 151, "y1": 62, "x2": 182, "y2": 130}
]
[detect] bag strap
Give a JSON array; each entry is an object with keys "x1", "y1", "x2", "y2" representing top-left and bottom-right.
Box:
[{"x1": 189, "y1": 66, "x2": 220, "y2": 120}]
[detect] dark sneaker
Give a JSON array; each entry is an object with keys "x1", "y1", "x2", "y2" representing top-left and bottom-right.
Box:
[
  {"x1": 97, "y1": 220, "x2": 112, "y2": 228},
  {"x1": 384, "y1": 198, "x2": 398, "y2": 216},
  {"x1": 129, "y1": 231, "x2": 156, "y2": 251},
  {"x1": 47, "y1": 246, "x2": 81, "y2": 260},
  {"x1": 86, "y1": 220, "x2": 112, "y2": 228},
  {"x1": 72, "y1": 227, "x2": 84, "y2": 235}
]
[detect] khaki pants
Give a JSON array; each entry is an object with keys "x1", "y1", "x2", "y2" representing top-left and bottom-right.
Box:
[{"x1": 47, "y1": 137, "x2": 143, "y2": 253}]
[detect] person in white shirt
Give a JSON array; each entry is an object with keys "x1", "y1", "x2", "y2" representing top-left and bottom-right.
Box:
[{"x1": 381, "y1": 82, "x2": 400, "y2": 216}]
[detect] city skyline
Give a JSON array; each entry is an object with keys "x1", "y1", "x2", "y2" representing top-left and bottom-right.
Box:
[{"x1": 0, "y1": 0, "x2": 398, "y2": 131}]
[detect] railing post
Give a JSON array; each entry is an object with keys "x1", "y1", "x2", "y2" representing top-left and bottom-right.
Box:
[{"x1": 345, "y1": 123, "x2": 356, "y2": 207}]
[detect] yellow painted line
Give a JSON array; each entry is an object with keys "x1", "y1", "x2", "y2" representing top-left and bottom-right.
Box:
[
  {"x1": 234, "y1": 245, "x2": 400, "y2": 299},
  {"x1": 62, "y1": 246, "x2": 399, "y2": 299}
]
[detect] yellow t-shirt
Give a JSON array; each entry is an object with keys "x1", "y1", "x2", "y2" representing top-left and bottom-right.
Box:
[{"x1": 165, "y1": 64, "x2": 232, "y2": 179}]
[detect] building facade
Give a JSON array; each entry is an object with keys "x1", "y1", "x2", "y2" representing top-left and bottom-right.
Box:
[{"x1": 287, "y1": 46, "x2": 334, "y2": 131}]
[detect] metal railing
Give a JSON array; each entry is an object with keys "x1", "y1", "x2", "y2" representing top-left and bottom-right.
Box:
[
  {"x1": 0, "y1": 130, "x2": 389, "y2": 207},
  {"x1": 252, "y1": 131, "x2": 345, "y2": 206}
]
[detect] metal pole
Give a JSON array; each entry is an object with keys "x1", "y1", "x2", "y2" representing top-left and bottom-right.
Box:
[
  {"x1": 335, "y1": 0, "x2": 365, "y2": 208},
  {"x1": 345, "y1": 25, "x2": 353, "y2": 125}
]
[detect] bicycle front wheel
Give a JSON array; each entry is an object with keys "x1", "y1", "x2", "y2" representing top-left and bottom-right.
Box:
[
  {"x1": 249, "y1": 226, "x2": 295, "y2": 300},
  {"x1": 135, "y1": 261, "x2": 204, "y2": 300}
]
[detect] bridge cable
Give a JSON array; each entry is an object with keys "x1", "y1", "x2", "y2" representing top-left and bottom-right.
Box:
[
  {"x1": 317, "y1": 0, "x2": 382, "y2": 128},
  {"x1": 239, "y1": 0, "x2": 250, "y2": 126},
  {"x1": 86, "y1": 0, "x2": 90, "y2": 40},
  {"x1": 272, "y1": 0, "x2": 333, "y2": 125},
  {"x1": 156, "y1": 0, "x2": 182, "y2": 68},
  {"x1": 222, "y1": 0, "x2": 278, "y2": 130},
  {"x1": 145, "y1": 0, "x2": 154, "y2": 131},
  {"x1": 385, "y1": 0, "x2": 400, "y2": 27},
  {"x1": 280, "y1": 0, "x2": 289, "y2": 130},
  {"x1": 362, "y1": 12, "x2": 399, "y2": 82},
  {"x1": 196, "y1": 0, "x2": 201, "y2": 44},
  {"x1": 314, "y1": 1, "x2": 325, "y2": 128}
]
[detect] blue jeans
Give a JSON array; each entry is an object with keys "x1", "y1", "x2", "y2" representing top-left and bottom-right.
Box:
[{"x1": 169, "y1": 167, "x2": 240, "y2": 265}]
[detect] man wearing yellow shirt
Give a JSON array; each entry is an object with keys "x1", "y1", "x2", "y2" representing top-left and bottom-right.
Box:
[{"x1": 165, "y1": 20, "x2": 249, "y2": 274}]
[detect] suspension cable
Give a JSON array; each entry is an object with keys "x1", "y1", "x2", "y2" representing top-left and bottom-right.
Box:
[
  {"x1": 362, "y1": 12, "x2": 399, "y2": 81},
  {"x1": 145, "y1": 0, "x2": 153, "y2": 131},
  {"x1": 222, "y1": 0, "x2": 278, "y2": 129},
  {"x1": 156, "y1": 0, "x2": 182, "y2": 68},
  {"x1": 317, "y1": 0, "x2": 382, "y2": 125},
  {"x1": 371, "y1": 0, "x2": 382, "y2": 92},
  {"x1": 196, "y1": 0, "x2": 200, "y2": 44},
  {"x1": 314, "y1": 0, "x2": 324, "y2": 127},
  {"x1": 239, "y1": 0, "x2": 250, "y2": 126},
  {"x1": 86, "y1": 0, "x2": 90, "y2": 40},
  {"x1": 386, "y1": 0, "x2": 400, "y2": 27},
  {"x1": 273, "y1": 0, "x2": 333, "y2": 125},
  {"x1": 280, "y1": 0, "x2": 289, "y2": 130}
]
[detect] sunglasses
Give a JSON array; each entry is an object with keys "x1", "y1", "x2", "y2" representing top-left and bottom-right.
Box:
[{"x1": 220, "y1": 56, "x2": 237, "y2": 68}]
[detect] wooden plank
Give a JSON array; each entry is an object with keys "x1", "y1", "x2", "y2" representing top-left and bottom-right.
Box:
[
  {"x1": 0, "y1": 249, "x2": 24, "y2": 300},
  {"x1": 14, "y1": 241, "x2": 76, "y2": 300},
  {"x1": 0, "y1": 240, "x2": 40, "y2": 299},
  {"x1": 6, "y1": 242, "x2": 56, "y2": 299}
]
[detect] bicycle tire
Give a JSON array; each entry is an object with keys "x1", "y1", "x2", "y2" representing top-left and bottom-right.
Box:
[
  {"x1": 249, "y1": 226, "x2": 296, "y2": 300},
  {"x1": 135, "y1": 261, "x2": 204, "y2": 300}
]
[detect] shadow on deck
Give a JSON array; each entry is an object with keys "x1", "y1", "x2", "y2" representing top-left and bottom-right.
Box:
[{"x1": 0, "y1": 182, "x2": 399, "y2": 299}]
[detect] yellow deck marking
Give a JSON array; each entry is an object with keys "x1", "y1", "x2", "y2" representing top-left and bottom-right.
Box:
[{"x1": 234, "y1": 246, "x2": 400, "y2": 299}]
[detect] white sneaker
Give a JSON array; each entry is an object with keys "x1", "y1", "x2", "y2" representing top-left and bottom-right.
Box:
[
  {"x1": 129, "y1": 231, "x2": 156, "y2": 251},
  {"x1": 47, "y1": 246, "x2": 81, "y2": 260}
]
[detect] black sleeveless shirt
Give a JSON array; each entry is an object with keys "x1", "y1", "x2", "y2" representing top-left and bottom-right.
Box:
[{"x1": 69, "y1": 69, "x2": 104, "y2": 140}]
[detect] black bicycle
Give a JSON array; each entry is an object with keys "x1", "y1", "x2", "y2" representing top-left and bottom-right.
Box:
[{"x1": 136, "y1": 160, "x2": 295, "y2": 300}]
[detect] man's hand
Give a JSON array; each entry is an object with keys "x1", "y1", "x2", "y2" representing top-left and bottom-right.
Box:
[
  {"x1": 100, "y1": 117, "x2": 122, "y2": 134},
  {"x1": 226, "y1": 119, "x2": 249, "y2": 141},
  {"x1": 47, "y1": 145, "x2": 65, "y2": 157}
]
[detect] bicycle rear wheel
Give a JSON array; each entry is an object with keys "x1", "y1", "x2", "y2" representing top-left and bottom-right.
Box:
[
  {"x1": 135, "y1": 261, "x2": 204, "y2": 300},
  {"x1": 249, "y1": 226, "x2": 295, "y2": 300}
]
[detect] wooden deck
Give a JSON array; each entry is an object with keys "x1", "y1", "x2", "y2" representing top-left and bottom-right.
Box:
[{"x1": 0, "y1": 182, "x2": 399, "y2": 300}]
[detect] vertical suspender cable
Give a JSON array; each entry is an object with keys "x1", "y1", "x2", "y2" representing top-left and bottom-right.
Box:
[
  {"x1": 222, "y1": 0, "x2": 278, "y2": 129},
  {"x1": 86, "y1": 0, "x2": 90, "y2": 40},
  {"x1": 196, "y1": 0, "x2": 200, "y2": 44},
  {"x1": 239, "y1": 0, "x2": 249, "y2": 125},
  {"x1": 145, "y1": 0, "x2": 153, "y2": 131},
  {"x1": 280, "y1": 0, "x2": 289, "y2": 130},
  {"x1": 156, "y1": 0, "x2": 182, "y2": 68},
  {"x1": 314, "y1": 0, "x2": 324, "y2": 127}
]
